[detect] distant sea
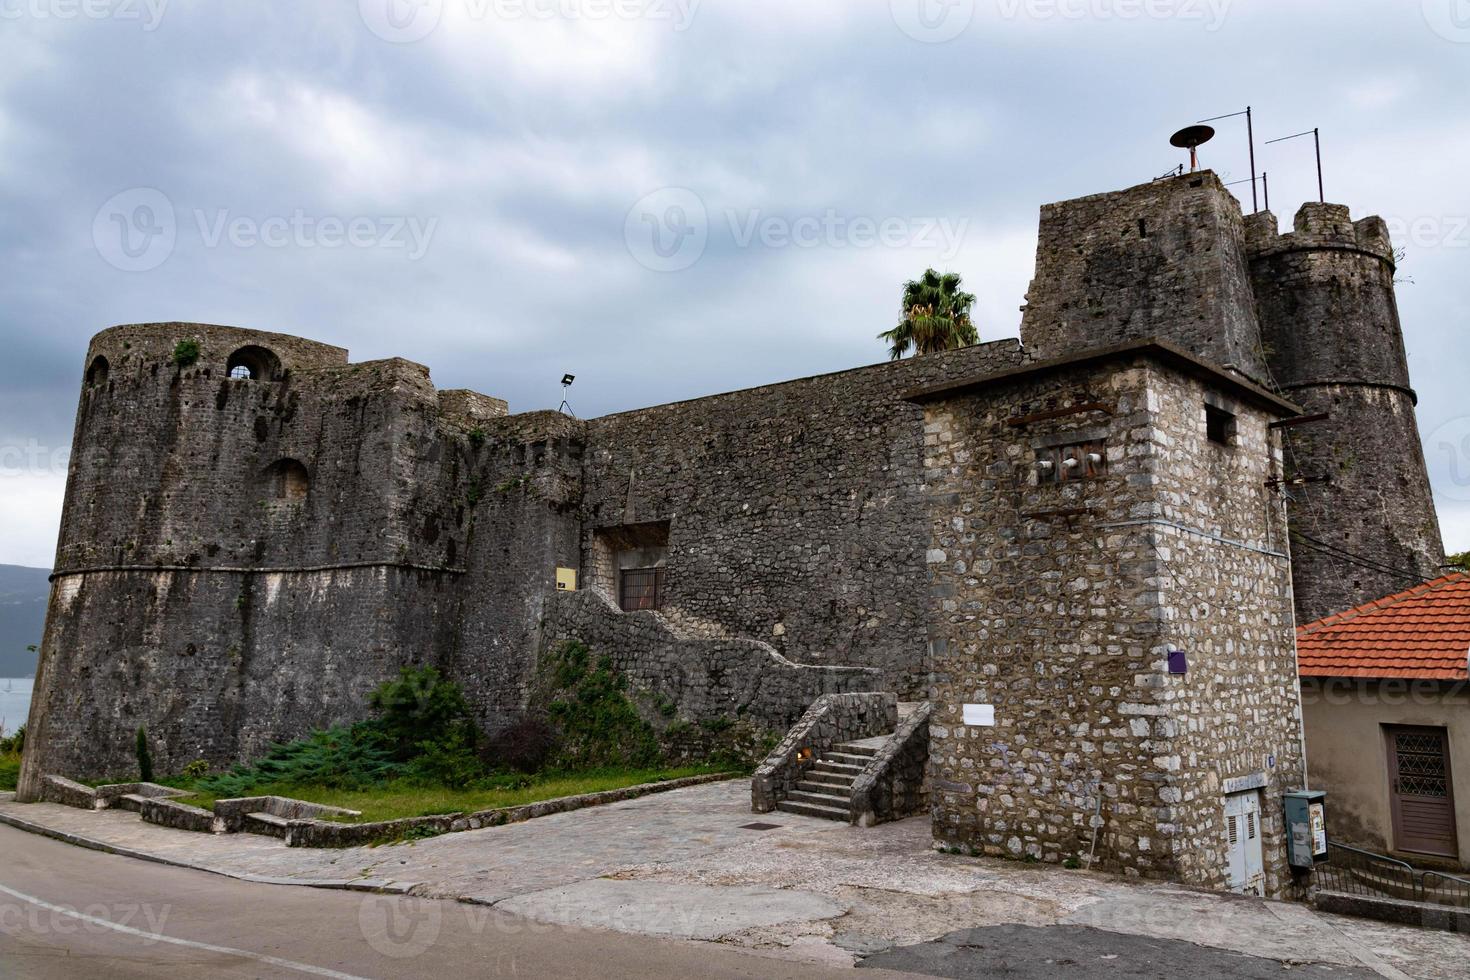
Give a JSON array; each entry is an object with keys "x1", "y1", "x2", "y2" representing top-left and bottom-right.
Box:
[{"x1": 1, "y1": 678, "x2": 32, "y2": 734}]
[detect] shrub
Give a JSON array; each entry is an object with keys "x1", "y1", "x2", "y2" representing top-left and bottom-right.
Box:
[
  {"x1": 541, "y1": 642, "x2": 661, "y2": 770},
  {"x1": 198, "y1": 724, "x2": 405, "y2": 797},
  {"x1": 171, "y1": 339, "x2": 201, "y2": 367},
  {"x1": 136, "y1": 727, "x2": 154, "y2": 782},
  {"x1": 181, "y1": 759, "x2": 210, "y2": 781},
  {"x1": 406, "y1": 726, "x2": 482, "y2": 789},
  {"x1": 483, "y1": 714, "x2": 559, "y2": 774},
  {"x1": 0, "y1": 724, "x2": 23, "y2": 756},
  {"x1": 368, "y1": 666, "x2": 474, "y2": 762}
]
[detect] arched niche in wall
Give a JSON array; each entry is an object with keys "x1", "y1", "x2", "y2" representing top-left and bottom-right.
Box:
[
  {"x1": 226, "y1": 345, "x2": 283, "y2": 381},
  {"x1": 85, "y1": 355, "x2": 110, "y2": 387},
  {"x1": 265, "y1": 458, "x2": 310, "y2": 502}
]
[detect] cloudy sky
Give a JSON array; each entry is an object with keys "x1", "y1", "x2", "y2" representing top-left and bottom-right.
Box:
[{"x1": 1, "y1": 0, "x2": 1468, "y2": 569}]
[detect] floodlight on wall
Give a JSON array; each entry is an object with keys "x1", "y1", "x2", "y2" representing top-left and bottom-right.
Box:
[{"x1": 558, "y1": 373, "x2": 577, "y2": 418}]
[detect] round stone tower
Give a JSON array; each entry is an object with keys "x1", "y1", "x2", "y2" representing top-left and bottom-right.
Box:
[{"x1": 1246, "y1": 204, "x2": 1445, "y2": 625}]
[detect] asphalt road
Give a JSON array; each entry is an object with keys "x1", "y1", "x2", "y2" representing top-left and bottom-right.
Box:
[
  {"x1": 0, "y1": 824, "x2": 910, "y2": 980},
  {"x1": 860, "y1": 924, "x2": 1383, "y2": 980}
]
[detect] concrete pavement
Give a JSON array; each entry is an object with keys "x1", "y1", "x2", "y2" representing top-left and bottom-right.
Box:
[
  {"x1": 0, "y1": 824, "x2": 911, "y2": 979},
  {"x1": 3, "y1": 782, "x2": 1468, "y2": 977}
]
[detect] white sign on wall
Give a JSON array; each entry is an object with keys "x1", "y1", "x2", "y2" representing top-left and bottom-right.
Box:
[{"x1": 962, "y1": 703, "x2": 996, "y2": 727}]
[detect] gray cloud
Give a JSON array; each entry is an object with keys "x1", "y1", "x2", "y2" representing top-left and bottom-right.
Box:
[{"x1": 2, "y1": 0, "x2": 1468, "y2": 566}]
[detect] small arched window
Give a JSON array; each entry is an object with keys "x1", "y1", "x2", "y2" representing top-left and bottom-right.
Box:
[
  {"x1": 266, "y1": 459, "x2": 310, "y2": 501},
  {"x1": 226, "y1": 345, "x2": 283, "y2": 382},
  {"x1": 86, "y1": 355, "x2": 110, "y2": 386}
]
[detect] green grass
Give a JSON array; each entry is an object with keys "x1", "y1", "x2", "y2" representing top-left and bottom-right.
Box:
[
  {"x1": 173, "y1": 764, "x2": 727, "y2": 823},
  {"x1": 0, "y1": 752, "x2": 19, "y2": 792}
]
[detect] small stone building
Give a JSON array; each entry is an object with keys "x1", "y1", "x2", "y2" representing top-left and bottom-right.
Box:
[
  {"x1": 911, "y1": 342, "x2": 1307, "y2": 895},
  {"x1": 1298, "y1": 573, "x2": 1470, "y2": 869}
]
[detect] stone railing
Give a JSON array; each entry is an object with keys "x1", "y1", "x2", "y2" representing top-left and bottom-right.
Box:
[
  {"x1": 541, "y1": 589, "x2": 882, "y2": 736},
  {"x1": 850, "y1": 701, "x2": 932, "y2": 826},
  {"x1": 751, "y1": 692, "x2": 896, "y2": 813}
]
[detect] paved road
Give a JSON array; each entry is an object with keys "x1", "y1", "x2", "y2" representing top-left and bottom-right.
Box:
[
  {"x1": 861, "y1": 924, "x2": 1384, "y2": 980},
  {"x1": 0, "y1": 825, "x2": 909, "y2": 979}
]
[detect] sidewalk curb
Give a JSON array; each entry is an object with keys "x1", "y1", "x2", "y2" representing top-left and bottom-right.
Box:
[{"x1": 0, "y1": 810, "x2": 418, "y2": 895}]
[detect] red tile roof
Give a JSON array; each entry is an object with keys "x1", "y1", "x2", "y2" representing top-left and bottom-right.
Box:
[{"x1": 1297, "y1": 572, "x2": 1470, "y2": 680}]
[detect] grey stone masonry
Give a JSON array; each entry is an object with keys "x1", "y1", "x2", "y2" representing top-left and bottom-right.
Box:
[
  {"x1": 1246, "y1": 204, "x2": 1445, "y2": 624},
  {"x1": 751, "y1": 692, "x2": 896, "y2": 813},
  {"x1": 580, "y1": 340, "x2": 1031, "y2": 697},
  {"x1": 911, "y1": 343, "x2": 1307, "y2": 897},
  {"x1": 541, "y1": 589, "x2": 881, "y2": 737},
  {"x1": 1020, "y1": 172, "x2": 1269, "y2": 384},
  {"x1": 851, "y1": 701, "x2": 933, "y2": 827}
]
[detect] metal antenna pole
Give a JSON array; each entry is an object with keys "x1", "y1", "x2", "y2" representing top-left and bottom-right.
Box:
[
  {"x1": 1262, "y1": 171, "x2": 1269, "y2": 213},
  {"x1": 1265, "y1": 128, "x2": 1325, "y2": 208},
  {"x1": 1314, "y1": 128, "x2": 1324, "y2": 203},
  {"x1": 1247, "y1": 107, "x2": 1258, "y2": 212},
  {"x1": 1199, "y1": 107, "x2": 1258, "y2": 213}
]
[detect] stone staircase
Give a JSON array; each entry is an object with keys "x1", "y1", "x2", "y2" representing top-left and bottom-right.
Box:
[{"x1": 775, "y1": 736, "x2": 885, "y2": 821}]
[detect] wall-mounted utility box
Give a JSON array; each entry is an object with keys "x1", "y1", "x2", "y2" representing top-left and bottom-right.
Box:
[
  {"x1": 1283, "y1": 789, "x2": 1328, "y2": 869},
  {"x1": 555, "y1": 567, "x2": 578, "y2": 591}
]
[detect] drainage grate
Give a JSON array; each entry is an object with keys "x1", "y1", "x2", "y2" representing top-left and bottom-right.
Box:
[{"x1": 740, "y1": 822, "x2": 782, "y2": 831}]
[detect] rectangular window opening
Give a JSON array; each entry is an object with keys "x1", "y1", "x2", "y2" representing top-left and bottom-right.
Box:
[
  {"x1": 619, "y1": 566, "x2": 666, "y2": 612},
  {"x1": 1206, "y1": 404, "x2": 1237, "y2": 447}
]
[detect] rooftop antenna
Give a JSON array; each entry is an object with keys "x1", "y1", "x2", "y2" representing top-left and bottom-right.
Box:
[
  {"x1": 1264, "y1": 127, "x2": 1324, "y2": 203},
  {"x1": 1169, "y1": 124, "x2": 1216, "y2": 173},
  {"x1": 558, "y1": 373, "x2": 577, "y2": 418},
  {"x1": 1199, "y1": 107, "x2": 1258, "y2": 212}
]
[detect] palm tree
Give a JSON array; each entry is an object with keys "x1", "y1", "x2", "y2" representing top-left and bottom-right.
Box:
[{"x1": 878, "y1": 269, "x2": 978, "y2": 359}]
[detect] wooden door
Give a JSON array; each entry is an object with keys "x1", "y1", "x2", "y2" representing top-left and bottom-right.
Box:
[{"x1": 1386, "y1": 726, "x2": 1458, "y2": 858}]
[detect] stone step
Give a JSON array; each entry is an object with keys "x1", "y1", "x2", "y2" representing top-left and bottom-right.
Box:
[
  {"x1": 795, "y1": 782, "x2": 853, "y2": 800},
  {"x1": 242, "y1": 811, "x2": 291, "y2": 838},
  {"x1": 810, "y1": 759, "x2": 865, "y2": 775},
  {"x1": 833, "y1": 742, "x2": 881, "y2": 757},
  {"x1": 801, "y1": 772, "x2": 854, "y2": 789},
  {"x1": 821, "y1": 752, "x2": 876, "y2": 767},
  {"x1": 775, "y1": 799, "x2": 850, "y2": 821},
  {"x1": 787, "y1": 789, "x2": 849, "y2": 808}
]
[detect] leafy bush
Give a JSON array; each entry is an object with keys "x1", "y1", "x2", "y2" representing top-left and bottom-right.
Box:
[
  {"x1": 406, "y1": 725, "x2": 482, "y2": 789},
  {"x1": 0, "y1": 724, "x2": 22, "y2": 756},
  {"x1": 171, "y1": 339, "x2": 201, "y2": 367},
  {"x1": 197, "y1": 724, "x2": 406, "y2": 797},
  {"x1": 369, "y1": 665, "x2": 474, "y2": 761},
  {"x1": 181, "y1": 759, "x2": 210, "y2": 780},
  {"x1": 542, "y1": 643, "x2": 661, "y2": 770},
  {"x1": 483, "y1": 714, "x2": 559, "y2": 774}
]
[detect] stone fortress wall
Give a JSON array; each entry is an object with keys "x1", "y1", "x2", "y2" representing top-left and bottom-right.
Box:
[
  {"x1": 18, "y1": 324, "x2": 1032, "y2": 794},
  {"x1": 1245, "y1": 205, "x2": 1445, "y2": 623},
  {"x1": 18, "y1": 169, "x2": 1446, "y2": 895}
]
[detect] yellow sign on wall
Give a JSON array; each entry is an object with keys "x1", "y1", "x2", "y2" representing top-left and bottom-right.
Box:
[{"x1": 555, "y1": 567, "x2": 578, "y2": 591}]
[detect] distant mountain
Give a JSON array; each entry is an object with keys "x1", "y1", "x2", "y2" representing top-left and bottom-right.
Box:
[{"x1": 0, "y1": 565, "x2": 49, "y2": 677}]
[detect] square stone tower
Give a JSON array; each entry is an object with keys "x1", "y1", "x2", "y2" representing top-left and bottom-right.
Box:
[{"x1": 909, "y1": 342, "x2": 1306, "y2": 896}]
